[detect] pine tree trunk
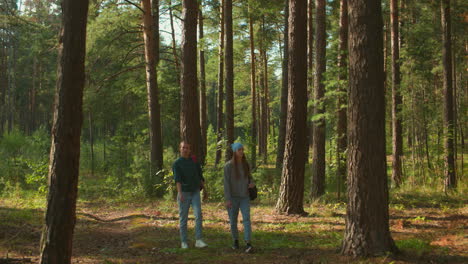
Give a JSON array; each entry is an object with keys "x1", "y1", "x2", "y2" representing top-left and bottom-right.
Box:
[
  {"x1": 422, "y1": 108, "x2": 432, "y2": 170},
  {"x1": 276, "y1": 0, "x2": 308, "y2": 215},
  {"x1": 224, "y1": 0, "x2": 234, "y2": 161},
  {"x1": 249, "y1": 5, "x2": 257, "y2": 169},
  {"x1": 311, "y1": 0, "x2": 326, "y2": 198},
  {"x1": 262, "y1": 16, "x2": 269, "y2": 164},
  {"x1": 7, "y1": 32, "x2": 15, "y2": 133},
  {"x1": 257, "y1": 86, "x2": 261, "y2": 156},
  {"x1": 391, "y1": 0, "x2": 403, "y2": 188},
  {"x1": 142, "y1": 0, "x2": 163, "y2": 197},
  {"x1": 276, "y1": 0, "x2": 289, "y2": 170},
  {"x1": 169, "y1": 0, "x2": 180, "y2": 83},
  {"x1": 152, "y1": 0, "x2": 159, "y2": 61},
  {"x1": 199, "y1": 4, "x2": 207, "y2": 165},
  {"x1": 341, "y1": 0, "x2": 397, "y2": 256},
  {"x1": 29, "y1": 56, "x2": 38, "y2": 135},
  {"x1": 259, "y1": 44, "x2": 268, "y2": 162},
  {"x1": 169, "y1": 0, "x2": 182, "y2": 150},
  {"x1": 258, "y1": 33, "x2": 265, "y2": 161},
  {"x1": 259, "y1": 69, "x2": 265, "y2": 159},
  {"x1": 88, "y1": 111, "x2": 94, "y2": 177},
  {"x1": 0, "y1": 41, "x2": 5, "y2": 134},
  {"x1": 39, "y1": 1, "x2": 89, "y2": 263},
  {"x1": 441, "y1": 0, "x2": 456, "y2": 190},
  {"x1": 262, "y1": 43, "x2": 269, "y2": 164},
  {"x1": 180, "y1": 0, "x2": 201, "y2": 158},
  {"x1": 452, "y1": 44, "x2": 457, "y2": 177},
  {"x1": 336, "y1": 0, "x2": 348, "y2": 199},
  {"x1": 215, "y1": 0, "x2": 225, "y2": 165},
  {"x1": 306, "y1": 0, "x2": 314, "y2": 163},
  {"x1": 103, "y1": 123, "x2": 107, "y2": 163}
]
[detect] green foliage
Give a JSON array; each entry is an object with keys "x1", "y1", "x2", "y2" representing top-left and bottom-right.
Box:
[
  {"x1": 396, "y1": 239, "x2": 432, "y2": 257},
  {"x1": 411, "y1": 216, "x2": 426, "y2": 222},
  {"x1": 205, "y1": 125, "x2": 218, "y2": 165},
  {"x1": 0, "y1": 130, "x2": 27, "y2": 157},
  {"x1": 0, "y1": 129, "x2": 50, "y2": 194},
  {"x1": 23, "y1": 159, "x2": 48, "y2": 194},
  {"x1": 252, "y1": 167, "x2": 280, "y2": 203},
  {"x1": 202, "y1": 166, "x2": 224, "y2": 201}
]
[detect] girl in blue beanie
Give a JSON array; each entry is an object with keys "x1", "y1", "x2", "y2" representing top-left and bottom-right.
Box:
[{"x1": 223, "y1": 142, "x2": 255, "y2": 253}]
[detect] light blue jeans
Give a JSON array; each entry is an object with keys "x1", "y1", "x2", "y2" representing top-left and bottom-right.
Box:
[
  {"x1": 227, "y1": 197, "x2": 251, "y2": 242},
  {"x1": 178, "y1": 191, "x2": 203, "y2": 243}
]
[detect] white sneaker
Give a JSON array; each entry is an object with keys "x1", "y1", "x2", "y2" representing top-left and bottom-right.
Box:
[
  {"x1": 195, "y1": 239, "x2": 208, "y2": 248},
  {"x1": 181, "y1": 242, "x2": 188, "y2": 249}
]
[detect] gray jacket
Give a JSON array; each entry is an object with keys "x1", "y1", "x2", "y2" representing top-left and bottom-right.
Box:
[{"x1": 223, "y1": 160, "x2": 254, "y2": 201}]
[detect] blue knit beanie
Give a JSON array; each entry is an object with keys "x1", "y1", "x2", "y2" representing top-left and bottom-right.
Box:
[{"x1": 231, "y1": 142, "x2": 243, "y2": 152}]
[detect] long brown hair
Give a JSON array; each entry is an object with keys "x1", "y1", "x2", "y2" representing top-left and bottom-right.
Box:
[{"x1": 232, "y1": 153, "x2": 251, "y2": 179}]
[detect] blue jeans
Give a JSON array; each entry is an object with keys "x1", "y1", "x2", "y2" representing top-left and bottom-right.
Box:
[
  {"x1": 227, "y1": 197, "x2": 251, "y2": 242},
  {"x1": 178, "y1": 191, "x2": 203, "y2": 243}
]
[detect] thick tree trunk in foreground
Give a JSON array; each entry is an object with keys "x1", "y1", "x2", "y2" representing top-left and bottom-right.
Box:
[
  {"x1": 276, "y1": 0, "x2": 308, "y2": 215},
  {"x1": 180, "y1": 0, "x2": 201, "y2": 157},
  {"x1": 39, "y1": 1, "x2": 89, "y2": 263},
  {"x1": 341, "y1": 0, "x2": 397, "y2": 257}
]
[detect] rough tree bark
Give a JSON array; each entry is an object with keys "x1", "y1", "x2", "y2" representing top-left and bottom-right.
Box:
[
  {"x1": 142, "y1": 0, "x2": 163, "y2": 197},
  {"x1": 311, "y1": 0, "x2": 326, "y2": 198},
  {"x1": 180, "y1": 0, "x2": 201, "y2": 157},
  {"x1": 168, "y1": 0, "x2": 180, "y2": 81},
  {"x1": 391, "y1": 0, "x2": 403, "y2": 188},
  {"x1": 276, "y1": 0, "x2": 308, "y2": 215},
  {"x1": 306, "y1": 0, "x2": 314, "y2": 163},
  {"x1": 249, "y1": 3, "x2": 257, "y2": 169},
  {"x1": 224, "y1": 0, "x2": 234, "y2": 161},
  {"x1": 215, "y1": 0, "x2": 224, "y2": 165},
  {"x1": 341, "y1": 0, "x2": 398, "y2": 256},
  {"x1": 39, "y1": 0, "x2": 89, "y2": 263},
  {"x1": 199, "y1": 3, "x2": 207, "y2": 165},
  {"x1": 441, "y1": 0, "x2": 456, "y2": 190}
]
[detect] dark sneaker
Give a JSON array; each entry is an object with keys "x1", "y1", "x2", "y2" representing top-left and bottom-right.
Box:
[
  {"x1": 245, "y1": 243, "x2": 253, "y2": 253},
  {"x1": 232, "y1": 240, "x2": 239, "y2": 250}
]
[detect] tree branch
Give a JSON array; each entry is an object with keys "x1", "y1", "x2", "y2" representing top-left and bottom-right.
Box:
[
  {"x1": 122, "y1": 0, "x2": 145, "y2": 13},
  {"x1": 95, "y1": 64, "x2": 145, "y2": 92}
]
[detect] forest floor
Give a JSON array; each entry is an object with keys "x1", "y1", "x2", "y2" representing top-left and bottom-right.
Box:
[{"x1": 0, "y1": 190, "x2": 467, "y2": 264}]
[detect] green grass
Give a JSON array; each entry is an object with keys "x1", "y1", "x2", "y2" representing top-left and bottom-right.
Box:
[{"x1": 396, "y1": 238, "x2": 432, "y2": 257}]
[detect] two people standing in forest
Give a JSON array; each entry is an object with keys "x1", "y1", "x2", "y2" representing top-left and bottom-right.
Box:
[{"x1": 172, "y1": 141, "x2": 255, "y2": 253}]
